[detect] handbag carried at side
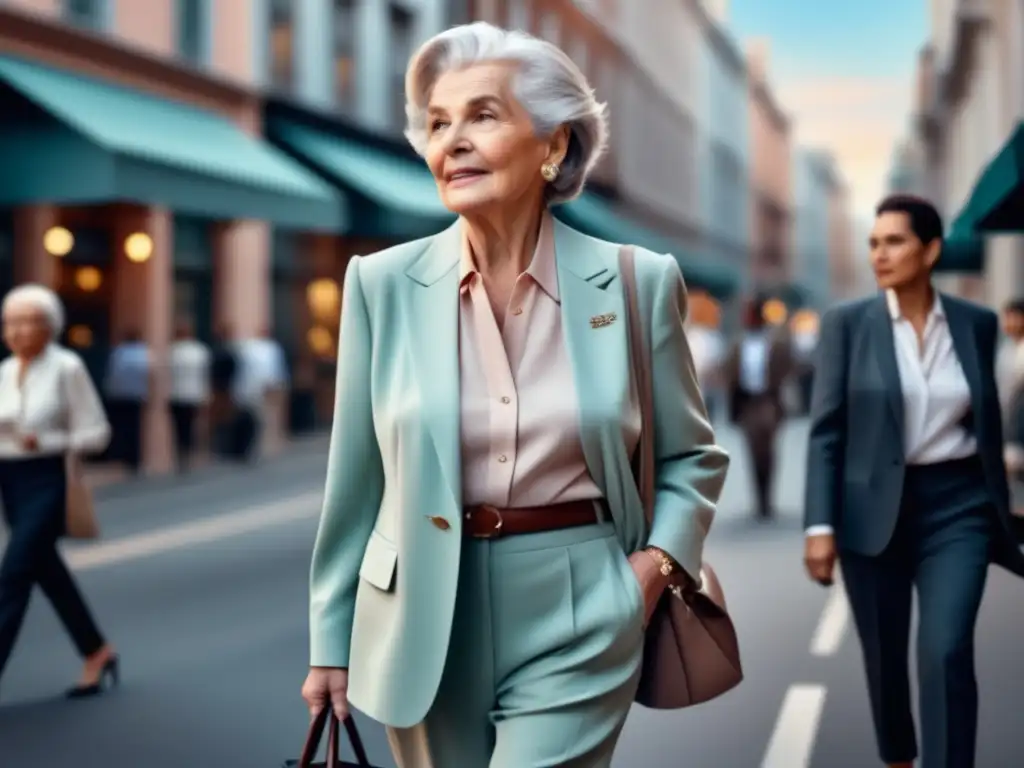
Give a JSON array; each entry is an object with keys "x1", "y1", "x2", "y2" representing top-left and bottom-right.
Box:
[
  {"x1": 282, "y1": 709, "x2": 379, "y2": 768},
  {"x1": 58, "y1": 362, "x2": 99, "y2": 540},
  {"x1": 618, "y1": 244, "x2": 743, "y2": 709}
]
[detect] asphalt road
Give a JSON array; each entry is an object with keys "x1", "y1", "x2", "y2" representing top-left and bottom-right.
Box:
[{"x1": 0, "y1": 421, "x2": 1022, "y2": 767}]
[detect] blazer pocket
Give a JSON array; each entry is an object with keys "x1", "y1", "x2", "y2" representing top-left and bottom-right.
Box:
[{"x1": 358, "y1": 530, "x2": 398, "y2": 592}]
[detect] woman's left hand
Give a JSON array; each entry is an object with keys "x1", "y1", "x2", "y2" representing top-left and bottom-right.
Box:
[{"x1": 627, "y1": 551, "x2": 672, "y2": 625}]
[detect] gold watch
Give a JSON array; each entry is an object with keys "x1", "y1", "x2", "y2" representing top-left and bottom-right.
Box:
[{"x1": 644, "y1": 546, "x2": 676, "y2": 577}]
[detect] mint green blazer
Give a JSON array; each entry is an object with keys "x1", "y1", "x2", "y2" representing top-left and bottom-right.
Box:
[{"x1": 309, "y1": 218, "x2": 729, "y2": 728}]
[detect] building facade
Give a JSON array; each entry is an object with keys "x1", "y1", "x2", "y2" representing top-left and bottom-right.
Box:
[
  {"x1": 827, "y1": 174, "x2": 858, "y2": 301},
  {"x1": 919, "y1": 0, "x2": 1024, "y2": 305},
  {"x1": 0, "y1": 0, "x2": 459, "y2": 474},
  {"x1": 693, "y1": 0, "x2": 752, "y2": 299},
  {"x1": 791, "y1": 149, "x2": 835, "y2": 307},
  {"x1": 745, "y1": 39, "x2": 792, "y2": 289}
]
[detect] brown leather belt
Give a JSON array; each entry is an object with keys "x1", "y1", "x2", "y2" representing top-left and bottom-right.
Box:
[{"x1": 462, "y1": 500, "x2": 600, "y2": 539}]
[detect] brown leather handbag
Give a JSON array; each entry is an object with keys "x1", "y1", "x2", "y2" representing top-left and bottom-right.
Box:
[
  {"x1": 64, "y1": 453, "x2": 99, "y2": 540},
  {"x1": 619, "y1": 245, "x2": 744, "y2": 709},
  {"x1": 283, "y1": 709, "x2": 379, "y2": 767}
]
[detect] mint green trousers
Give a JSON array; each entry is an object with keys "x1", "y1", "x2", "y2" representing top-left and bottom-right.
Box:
[{"x1": 387, "y1": 522, "x2": 645, "y2": 768}]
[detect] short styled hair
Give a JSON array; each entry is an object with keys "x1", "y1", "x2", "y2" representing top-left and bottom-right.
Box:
[
  {"x1": 403, "y1": 22, "x2": 608, "y2": 204},
  {"x1": 2, "y1": 283, "x2": 65, "y2": 336},
  {"x1": 875, "y1": 194, "x2": 944, "y2": 245}
]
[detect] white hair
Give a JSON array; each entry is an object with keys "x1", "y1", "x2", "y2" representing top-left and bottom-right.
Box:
[
  {"x1": 404, "y1": 22, "x2": 609, "y2": 204},
  {"x1": 2, "y1": 284, "x2": 65, "y2": 336}
]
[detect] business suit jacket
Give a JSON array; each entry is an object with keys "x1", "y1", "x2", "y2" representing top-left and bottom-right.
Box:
[
  {"x1": 308, "y1": 218, "x2": 729, "y2": 728},
  {"x1": 804, "y1": 292, "x2": 1024, "y2": 576},
  {"x1": 724, "y1": 330, "x2": 793, "y2": 423}
]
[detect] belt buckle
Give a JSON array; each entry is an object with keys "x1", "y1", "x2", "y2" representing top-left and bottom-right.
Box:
[{"x1": 469, "y1": 504, "x2": 504, "y2": 539}]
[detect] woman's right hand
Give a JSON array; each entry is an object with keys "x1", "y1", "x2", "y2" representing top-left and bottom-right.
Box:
[{"x1": 301, "y1": 667, "x2": 350, "y2": 720}]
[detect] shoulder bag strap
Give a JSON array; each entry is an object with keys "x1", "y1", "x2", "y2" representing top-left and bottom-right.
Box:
[{"x1": 618, "y1": 245, "x2": 656, "y2": 525}]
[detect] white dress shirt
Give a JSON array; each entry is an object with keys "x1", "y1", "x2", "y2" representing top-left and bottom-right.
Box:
[
  {"x1": 0, "y1": 344, "x2": 111, "y2": 459},
  {"x1": 169, "y1": 339, "x2": 211, "y2": 405},
  {"x1": 806, "y1": 290, "x2": 975, "y2": 537},
  {"x1": 738, "y1": 332, "x2": 770, "y2": 393}
]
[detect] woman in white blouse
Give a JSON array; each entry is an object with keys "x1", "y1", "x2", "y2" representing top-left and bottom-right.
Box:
[{"x1": 0, "y1": 284, "x2": 118, "y2": 699}]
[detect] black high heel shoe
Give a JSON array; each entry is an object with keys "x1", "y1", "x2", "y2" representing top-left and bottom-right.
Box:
[{"x1": 66, "y1": 655, "x2": 119, "y2": 699}]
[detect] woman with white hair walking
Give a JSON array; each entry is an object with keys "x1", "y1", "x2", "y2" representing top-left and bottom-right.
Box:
[
  {"x1": 0, "y1": 284, "x2": 118, "y2": 699},
  {"x1": 300, "y1": 22, "x2": 728, "y2": 766}
]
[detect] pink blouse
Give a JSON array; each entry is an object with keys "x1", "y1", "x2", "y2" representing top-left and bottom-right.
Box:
[{"x1": 458, "y1": 213, "x2": 641, "y2": 508}]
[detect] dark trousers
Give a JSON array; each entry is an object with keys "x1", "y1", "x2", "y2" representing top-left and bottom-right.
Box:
[
  {"x1": 169, "y1": 401, "x2": 198, "y2": 471},
  {"x1": 0, "y1": 456, "x2": 105, "y2": 681},
  {"x1": 841, "y1": 456, "x2": 992, "y2": 768},
  {"x1": 108, "y1": 398, "x2": 144, "y2": 473},
  {"x1": 737, "y1": 391, "x2": 779, "y2": 518}
]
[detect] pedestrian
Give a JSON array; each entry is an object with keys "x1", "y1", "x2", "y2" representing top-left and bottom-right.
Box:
[
  {"x1": 724, "y1": 295, "x2": 794, "y2": 520},
  {"x1": 300, "y1": 21, "x2": 729, "y2": 767},
  {"x1": 103, "y1": 329, "x2": 150, "y2": 474},
  {"x1": 0, "y1": 284, "x2": 119, "y2": 699},
  {"x1": 168, "y1": 321, "x2": 211, "y2": 472},
  {"x1": 803, "y1": 193, "x2": 1024, "y2": 768}
]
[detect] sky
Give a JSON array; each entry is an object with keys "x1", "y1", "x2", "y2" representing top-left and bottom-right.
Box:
[{"x1": 726, "y1": 0, "x2": 930, "y2": 217}]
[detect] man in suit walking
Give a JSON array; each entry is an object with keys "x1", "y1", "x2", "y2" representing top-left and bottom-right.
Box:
[
  {"x1": 804, "y1": 194, "x2": 1024, "y2": 768},
  {"x1": 725, "y1": 296, "x2": 793, "y2": 520}
]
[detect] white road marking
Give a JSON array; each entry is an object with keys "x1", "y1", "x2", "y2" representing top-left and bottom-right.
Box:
[
  {"x1": 761, "y1": 684, "x2": 828, "y2": 768},
  {"x1": 64, "y1": 491, "x2": 324, "y2": 572},
  {"x1": 809, "y1": 583, "x2": 850, "y2": 657}
]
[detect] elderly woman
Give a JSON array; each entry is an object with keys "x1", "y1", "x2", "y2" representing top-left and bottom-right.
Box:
[
  {"x1": 0, "y1": 284, "x2": 117, "y2": 699},
  {"x1": 301, "y1": 22, "x2": 728, "y2": 767}
]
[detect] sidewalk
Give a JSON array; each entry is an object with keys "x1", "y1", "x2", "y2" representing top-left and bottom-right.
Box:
[{"x1": 86, "y1": 431, "x2": 331, "y2": 501}]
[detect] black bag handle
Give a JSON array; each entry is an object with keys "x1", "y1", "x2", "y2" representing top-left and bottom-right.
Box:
[{"x1": 297, "y1": 709, "x2": 371, "y2": 767}]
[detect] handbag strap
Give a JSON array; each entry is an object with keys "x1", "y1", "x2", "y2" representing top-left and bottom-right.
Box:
[
  {"x1": 298, "y1": 709, "x2": 371, "y2": 767},
  {"x1": 618, "y1": 245, "x2": 655, "y2": 524}
]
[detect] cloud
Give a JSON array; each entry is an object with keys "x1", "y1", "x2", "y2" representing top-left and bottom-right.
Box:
[{"x1": 775, "y1": 75, "x2": 915, "y2": 213}]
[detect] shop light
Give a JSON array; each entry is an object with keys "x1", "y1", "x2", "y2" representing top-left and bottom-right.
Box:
[
  {"x1": 124, "y1": 232, "x2": 154, "y2": 263},
  {"x1": 762, "y1": 298, "x2": 788, "y2": 326},
  {"x1": 75, "y1": 266, "x2": 103, "y2": 292},
  {"x1": 67, "y1": 324, "x2": 94, "y2": 348},
  {"x1": 307, "y1": 325, "x2": 334, "y2": 356},
  {"x1": 43, "y1": 226, "x2": 74, "y2": 257},
  {"x1": 306, "y1": 278, "x2": 340, "y2": 320}
]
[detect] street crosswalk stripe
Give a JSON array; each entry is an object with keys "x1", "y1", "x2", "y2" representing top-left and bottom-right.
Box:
[
  {"x1": 809, "y1": 580, "x2": 850, "y2": 657},
  {"x1": 63, "y1": 491, "x2": 324, "y2": 571},
  {"x1": 761, "y1": 684, "x2": 827, "y2": 768}
]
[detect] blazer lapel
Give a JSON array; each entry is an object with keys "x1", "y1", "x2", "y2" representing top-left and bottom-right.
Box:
[
  {"x1": 404, "y1": 221, "x2": 463, "y2": 506},
  {"x1": 869, "y1": 294, "x2": 906, "y2": 440},
  {"x1": 553, "y1": 220, "x2": 629, "y2": 490},
  {"x1": 941, "y1": 296, "x2": 984, "y2": 427}
]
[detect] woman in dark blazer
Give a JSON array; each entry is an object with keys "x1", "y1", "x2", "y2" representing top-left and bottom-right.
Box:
[{"x1": 803, "y1": 194, "x2": 1024, "y2": 768}]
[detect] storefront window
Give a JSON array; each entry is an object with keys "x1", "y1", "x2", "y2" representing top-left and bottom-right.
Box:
[
  {"x1": 63, "y1": 0, "x2": 105, "y2": 30},
  {"x1": 270, "y1": 0, "x2": 296, "y2": 91},
  {"x1": 177, "y1": 0, "x2": 208, "y2": 65},
  {"x1": 333, "y1": 0, "x2": 357, "y2": 111},
  {"x1": 389, "y1": 4, "x2": 416, "y2": 127}
]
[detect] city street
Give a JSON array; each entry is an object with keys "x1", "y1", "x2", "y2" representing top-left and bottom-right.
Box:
[{"x1": 1, "y1": 421, "x2": 1023, "y2": 767}]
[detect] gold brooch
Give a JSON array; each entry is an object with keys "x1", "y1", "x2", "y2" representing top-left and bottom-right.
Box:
[{"x1": 589, "y1": 312, "x2": 617, "y2": 329}]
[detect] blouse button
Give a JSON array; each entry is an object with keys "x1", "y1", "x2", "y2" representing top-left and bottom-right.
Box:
[
  {"x1": 500, "y1": 396, "x2": 511, "y2": 404},
  {"x1": 512, "y1": 307, "x2": 523, "y2": 316},
  {"x1": 497, "y1": 455, "x2": 508, "y2": 463}
]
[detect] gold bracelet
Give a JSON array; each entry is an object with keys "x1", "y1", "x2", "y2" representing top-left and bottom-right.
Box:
[{"x1": 644, "y1": 546, "x2": 676, "y2": 577}]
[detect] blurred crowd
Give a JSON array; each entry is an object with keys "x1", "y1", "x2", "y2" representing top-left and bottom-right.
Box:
[
  {"x1": 103, "y1": 325, "x2": 289, "y2": 473},
  {"x1": 687, "y1": 294, "x2": 818, "y2": 521}
]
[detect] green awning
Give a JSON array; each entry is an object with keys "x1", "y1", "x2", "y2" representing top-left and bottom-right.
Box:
[
  {"x1": 934, "y1": 228, "x2": 985, "y2": 273},
  {"x1": 554, "y1": 194, "x2": 739, "y2": 299},
  {"x1": 955, "y1": 121, "x2": 1024, "y2": 233},
  {"x1": 0, "y1": 55, "x2": 345, "y2": 231},
  {"x1": 266, "y1": 118, "x2": 455, "y2": 239}
]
